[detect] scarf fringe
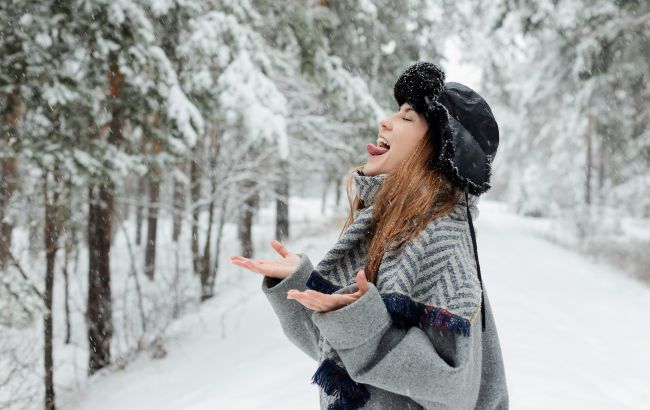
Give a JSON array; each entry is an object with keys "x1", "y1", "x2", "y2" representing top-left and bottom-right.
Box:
[
  {"x1": 311, "y1": 358, "x2": 370, "y2": 410},
  {"x1": 307, "y1": 272, "x2": 472, "y2": 337}
]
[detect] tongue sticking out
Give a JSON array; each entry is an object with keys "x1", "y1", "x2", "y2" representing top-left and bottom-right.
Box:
[{"x1": 367, "y1": 143, "x2": 388, "y2": 155}]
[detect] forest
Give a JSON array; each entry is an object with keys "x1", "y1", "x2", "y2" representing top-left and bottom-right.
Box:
[{"x1": 1, "y1": 0, "x2": 648, "y2": 409}]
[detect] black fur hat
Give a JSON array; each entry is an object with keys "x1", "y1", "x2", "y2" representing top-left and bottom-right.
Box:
[{"x1": 393, "y1": 61, "x2": 499, "y2": 196}]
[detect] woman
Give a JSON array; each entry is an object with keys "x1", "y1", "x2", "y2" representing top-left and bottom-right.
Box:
[{"x1": 231, "y1": 61, "x2": 508, "y2": 409}]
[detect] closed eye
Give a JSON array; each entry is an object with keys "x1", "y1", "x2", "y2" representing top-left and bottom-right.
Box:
[{"x1": 402, "y1": 117, "x2": 412, "y2": 121}]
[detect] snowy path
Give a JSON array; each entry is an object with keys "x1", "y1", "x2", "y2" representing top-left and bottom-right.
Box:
[{"x1": 62, "y1": 200, "x2": 650, "y2": 410}]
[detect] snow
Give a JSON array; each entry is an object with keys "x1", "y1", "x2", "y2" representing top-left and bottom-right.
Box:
[
  {"x1": 442, "y1": 37, "x2": 482, "y2": 91},
  {"x1": 314, "y1": 49, "x2": 386, "y2": 127},
  {"x1": 59, "y1": 199, "x2": 650, "y2": 410},
  {"x1": 380, "y1": 40, "x2": 396, "y2": 55},
  {"x1": 357, "y1": 0, "x2": 378, "y2": 19},
  {"x1": 216, "y1": 50, "x2": 289, "y2": 159},
  {"x1": 148, "y1": 45, "x2": 205, "y2": 147}
]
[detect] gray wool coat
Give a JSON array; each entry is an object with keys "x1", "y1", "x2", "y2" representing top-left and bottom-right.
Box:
[{"x1": 262, "y1": 172, "x2": 509, "y2": 409}]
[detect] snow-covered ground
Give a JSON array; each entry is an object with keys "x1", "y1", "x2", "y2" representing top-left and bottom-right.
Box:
[{"x1": 59, "y1": 198, "x2": 650, "y2": 410}]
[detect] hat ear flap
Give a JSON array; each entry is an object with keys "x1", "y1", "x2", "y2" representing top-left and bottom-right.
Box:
[
  {"x1": 424, "y1": 102, "x2": 454, "y2": 171},
  {"x1": 426, "y1": 101, "x2": 494, "y2": 196},
  {"x1": 446, "y1": 116, "x2": 492, "y2": 193}
]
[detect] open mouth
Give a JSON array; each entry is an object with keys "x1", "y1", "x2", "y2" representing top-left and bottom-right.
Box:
[
  {"x1": 377, "y1": 136, "x2": 390, "y2": 150},
  {"x1": 367, "y1": 136, "x2": 390, "y2": 156}
]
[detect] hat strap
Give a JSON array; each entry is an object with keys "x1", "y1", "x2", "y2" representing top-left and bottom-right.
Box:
[{"x1": 464, "y1": 185, "x2": 486, "y2": 332}]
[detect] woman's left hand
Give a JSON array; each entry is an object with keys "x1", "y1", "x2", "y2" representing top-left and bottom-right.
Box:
[{"x1": 287, "y1": 270, "x2": 369, "y2": 313}]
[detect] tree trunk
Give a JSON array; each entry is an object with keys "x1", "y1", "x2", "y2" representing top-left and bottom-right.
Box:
[
  {"x1": 585, "y1": 112, "x2": 593, "y2": 206},
  {"x1": 190, "y1": 149, "x2": 201, "y2": 275},
  {"x1": 598, "y1": 133, "x2": 606, "y2": 207},
  {"x1": 208, "y1": 201, "x2": 228, "y2": 297},
  {"x1": 144, "y1": 143, "x2": 161, "y2": 280},
  {"x1": 200, "y1": 129, "x2": 219, "y2": 301},
  {"x1": 335, "y1": 174, "x2": 342, "y2": 208},
  {"x1": 200, "y1": 198, "x2": 214, "y2": 300},
  {"x1": 135, "y1": 176, "x2": 146, "y2": 246},
  {"x1": 0, "y1": 157, "x2": 17, "y2": 270},
  {"x1": 275, "y1": 159, "x2": 290, "y2": 242},
  {"x1": 63, "y1": 179, "x2": 74, "y2": 345},
  {"x1": 43, "y1": 170, "x2": 62, "y2": 410},
  {"x1": 0, "y1": 85, "x2": 21, "y2": 269},
  {"x1": 144, "y1": 176, "x2": 159, "y2": 280},
  {"x1": 238, "y1": 179, "x2": 258, "y2": 259},
  {"x1": 172, "y1": 172, "x2": 184, "y2": 242},
  {"x1": 87, "y1": 53, "x2": 122, "y2": 375},
  {"x1": 63, "y1": 236, "x2": 71, "y2": 345},
  {"x1": 87, "y1": 184, "x2": 114, "y2": 375}
]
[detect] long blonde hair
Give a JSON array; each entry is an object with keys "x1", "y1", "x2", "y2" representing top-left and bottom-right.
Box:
[{"x1": 341, "y1": 133, "x2": 459, "y2": 284}]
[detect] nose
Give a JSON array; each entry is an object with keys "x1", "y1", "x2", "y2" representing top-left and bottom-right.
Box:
[{"x1": 379, "y1": 118, "x2": 392, "y2": 132}]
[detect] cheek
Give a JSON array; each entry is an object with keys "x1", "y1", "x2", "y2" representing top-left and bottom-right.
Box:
[
  {"x1": 393, "y1": 133, "x2": 423, "y2": 158},
  {"x1": 384, "y1": 144, "x2": 410, "y2": 168}
]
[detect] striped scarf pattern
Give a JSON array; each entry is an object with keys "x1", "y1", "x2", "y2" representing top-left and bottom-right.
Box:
[{"x1": 307, "y1": 170, "x2": 482, "y2": 409}]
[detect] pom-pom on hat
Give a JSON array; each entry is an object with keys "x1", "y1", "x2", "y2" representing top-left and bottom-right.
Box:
[
  {"x1": 393, "y1": 61, "x2": 446, "y2": 114},
  {"x1": 393, "y1": 61, "x2": 499, "y2": 196}
]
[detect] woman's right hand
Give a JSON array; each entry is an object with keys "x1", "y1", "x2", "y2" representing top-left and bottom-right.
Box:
[{"x1": 230, "y1": 239, "x2": 301, "y2": 280}]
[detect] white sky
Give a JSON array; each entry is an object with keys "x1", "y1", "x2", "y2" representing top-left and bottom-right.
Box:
[{"x1": 442, "y1": 36, "x2": 483, "y2": 91}]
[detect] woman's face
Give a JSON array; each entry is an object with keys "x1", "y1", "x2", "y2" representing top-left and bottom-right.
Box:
[{"x1": 363, "y1": 103, "x2": 429, "y2": 176}]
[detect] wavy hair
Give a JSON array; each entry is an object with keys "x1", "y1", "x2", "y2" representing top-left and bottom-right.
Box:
[{"x1": 341, "y1": 130, "x2": 460, "y2": 285}]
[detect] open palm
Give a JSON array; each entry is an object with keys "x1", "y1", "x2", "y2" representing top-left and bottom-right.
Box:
[{"x1": 230, "y1": 239, "x2": 301, "y2": 280}]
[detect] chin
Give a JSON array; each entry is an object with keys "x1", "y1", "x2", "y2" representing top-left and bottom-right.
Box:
[{"x1": 362, "y1": 163, "x2": 383, "y2": 176}]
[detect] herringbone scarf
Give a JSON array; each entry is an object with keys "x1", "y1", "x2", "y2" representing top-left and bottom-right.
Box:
[{"x1": 306, "y1": 170, "x2": 482, "y2": 410}]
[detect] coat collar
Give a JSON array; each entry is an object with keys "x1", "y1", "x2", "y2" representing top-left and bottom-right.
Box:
[
  {"x1": 449, "y1": 190, "x2": 480, "y2": 221},
  {"x1": 352, "y1": 169, "x2": 479, "y2": 220},
  {"x1": 353, "y1": 170, "x2": 386, "y2": 206}
]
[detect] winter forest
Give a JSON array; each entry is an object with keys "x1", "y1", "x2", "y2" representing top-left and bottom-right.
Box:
[{"x1": 1, "y1": 0, "x2": 649, "y2": 409}]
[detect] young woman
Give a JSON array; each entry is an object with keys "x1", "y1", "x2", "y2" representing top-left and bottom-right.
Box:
[{"x1": 231, "y1": 62, "x2": 508, "y2": 410}]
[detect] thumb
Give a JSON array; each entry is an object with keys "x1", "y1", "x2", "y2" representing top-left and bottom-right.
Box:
[
  {"x1": 356, "y1": 270, "x2": 369, "y2": 294},
  {"x1": 270, "y1": 239, "x2": 289, "y2": 258}
]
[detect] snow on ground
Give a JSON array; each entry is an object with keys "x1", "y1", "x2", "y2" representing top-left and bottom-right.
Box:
[{"x1": 61, "y1": 198, "x2": 650, "y2": 410}]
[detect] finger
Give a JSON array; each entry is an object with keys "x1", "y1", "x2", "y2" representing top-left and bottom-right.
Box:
[
  {"x1": 317, "y1": 294, "x2": 356, "y2": 311},
  {"x1": 290, "y1": 291, "x2": 329, "y2": 311},
  {"x1": 335, "y1": 294, "x2": 358, "y2": 306},
  {"x1": 302, "y1": 290, "x2": 332, "y2": 304},
  {"x1": 271, "y1": 239, "x2": 289, "y2": 258},
  {"x1": 291, "y1": 294, "x2": 321, "y2": 311},
  {"x1": 231, "y1": 257, "x2": 275, "y2": 270},
  {"x1": 304, "y1": 291, "x2": 345, "y2": 312},
  {"x1": 232, "y1": 259, "x2": 268, "y2": 275},
  {"x1": 286, "y1": 289, "x2": 300, "y2": 299},
  {"x1": 231, "y1": 259, "x2": 256, "y2": 271},
  {"x1": 231, "y1": 256, "x2": 261, "y2": 266},
  {"x1": 230, "y1": 257, "x2": 249, "y2": 266},
  {"x1": 356, "y1": 270, "x2": 369, "y2": 294}
]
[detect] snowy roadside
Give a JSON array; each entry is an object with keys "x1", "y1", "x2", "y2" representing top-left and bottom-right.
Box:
[
  {"x1": 512, "y1": 207, "x2": 650, "y2": 286},
  {"x1": 58, "y1": 197, "x2": 344, "y2": 410},
  {"x1": 60, "y1": 199, "x2": 650, "y2": 410}
]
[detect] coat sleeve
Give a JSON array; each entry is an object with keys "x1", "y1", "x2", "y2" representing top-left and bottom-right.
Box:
[
  {"x1": 261, "y1": 252, "x2": 321, "y2": 362},
  {"x1": 310, "y1": 282, "x2": 483, "y2": 409}
]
